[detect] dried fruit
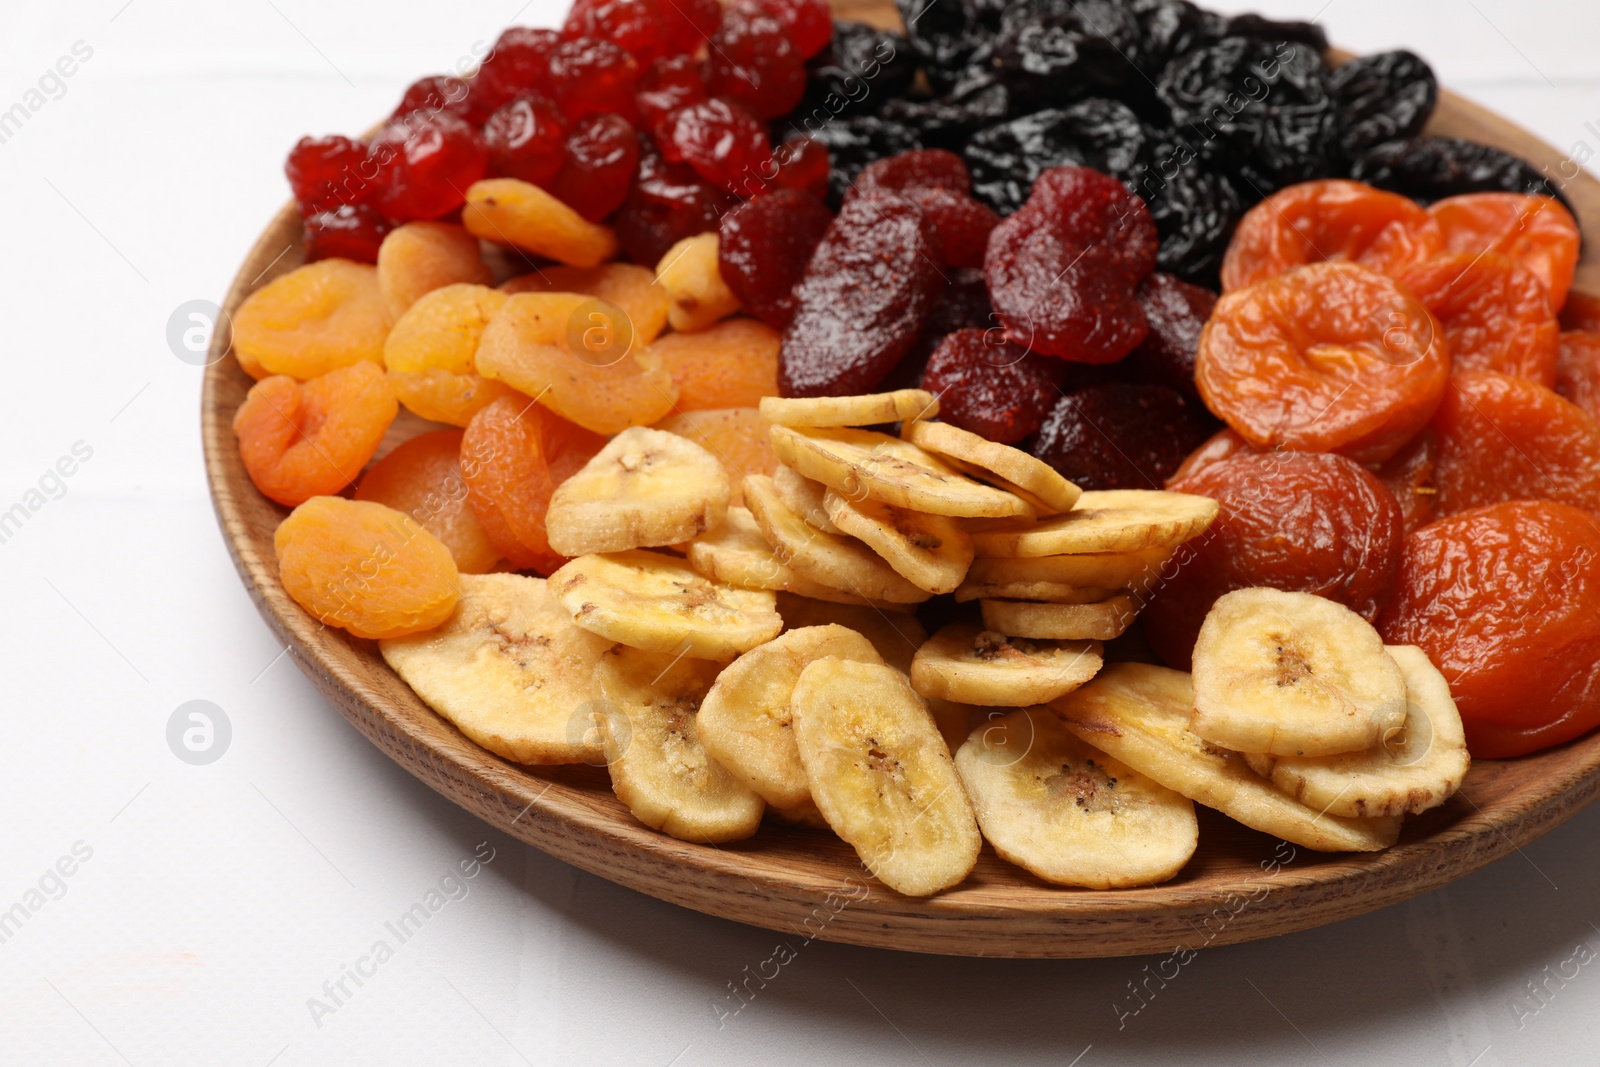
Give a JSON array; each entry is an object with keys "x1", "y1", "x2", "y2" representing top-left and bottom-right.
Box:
[
  {"x1": 612, "y1": 137, "x2": 737, "y2": 265},
  {"x1": 462, "y1": 177, "x2": 619, "y2": 267},
  {"x1": 383, "y1": 283, "x2": 513, "y2": 426},
  {"x1": 1195, "y1": 262, "x2": 1449, "y2": 464},
  {"x1": 389, "y1": 75, "x2": 473, "y2": 123},
  {"x1": 550, "y1": 113, "x2": 640, "y2": 222},
  {"x1": 1033, "y1": 383, "x2": 1218, "y2": 491},
  {"x1": 1430, "y1": 192, "x2": 1581, "y2": 311},
  {"x1": 919, "y1": 329, "x2": 1068, "y2": 444},
  {"x1": 376, "y1": 221, "x2": 493, "y2": 322},
  {"x1": 804, "y1": 115, "x2": 922, "y2": 203},
  {"x1": 501, "y1": 262, "x2": 670, "y2": 346},
  {"x1": 468, "y1": 28, "x2": 560, "y2": 123},
  {"x1": 1374, "y1": 428, "x2": 1438, "y2": 534},
  {"x1": 367, "y1": 111, "x2": 489, "y2": 222},
  {"x1": 771, "y1": 134, "x2": 832, "y2": 200},
  {"x1": 1557, "y1": 330, "x2": 1600, "y2": 422},
  {"x1": 1379, "y1": 500, "x2": 1600, "y2": 757},
  {"x1": 1122, "y1": 273, "x2": 1216, "y2": 397},
  {"x1": 1327, "y1": 51, "x2": 1438, "y2": 161},
  {"x1": 1394, "y1": 253, "x2": 1559, "y2": 386},
  {"x1": 234, "y1": 362, "x2": 398, "y2": 507},
  {"x1": 736, "y1": 0, "x2": 832, "y2": 58},
  {"x1": 562, "y1": 0, "x2": 674, "y2": 65},
  {"x1": 548, "y1": 36, "x2": 639, "y2": 123},
  {"x1": 992, "y1": 0, "x2": 1143, "y2": 108},
  {"x1": 1430, "y1": 371, "x2": 1600, "y2": 517},
  {"x1": 660, "y1": 98, "x2": 772, "y2": 196},
  {"x1": 985, "y1": 166, "x2": 1158, "y2": 363},
  {"x1": 1147, "y1": 451, "x2": 1405, "y2": 669},
  {"x1": 302, "y1": 205, "x2": 392, "y2": 265},
  {"x1": 717, "y1": 189, "x2": 834, "y2": 329},
  {"x1": 636, "y1": 54, "x2": 707, "y2": 137},
  {"x1": 966, "y1": 100, "x2": 1149, "y2": 218},
  {"x1": 1351, "y1": 137, "x2": 1567, "y2": 210},
  {"x1": 655, "y1": 232, "x2": 741, "y2": 332},
  {"x1": 286, "y1": 134, "x2": 373, "y2": 215},
  {"x1": 232, "y1": 259, "x2": 390, "y2": 381},
  {"x1": 482, "y1": 94, "x2": 568, "y2": 189},
  {"x1": 275, "y1": 496, "x2": 460, "y2": 639},
  {"x1": 646, "y1": 318, "x2": 780, "y2": 410},
  {"x1": 654, "y1": 408, "x2": 779, "y2": 506},
  {"x1": 799, "y1": 22, "x2": 916, "y2": 124},
  {"x1": 1166, "y1": 426, "x2": 1254, "y2": 485},
  {"x1": 355, "y1": 429, "x2": 501, "y2": 574},
  {"x1": 705, "y1": 10, "x2": 807, "y2": 120}
]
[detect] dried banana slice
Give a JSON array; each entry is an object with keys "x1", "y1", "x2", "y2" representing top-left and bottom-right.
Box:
[
  {"x1": 823, "y1": 489, "x2": 975, "y2": 595},
  {"x1": 697, "y1": 625, "x2": 884, "y2": 811},
  {"x1": 1190, "y1": 588, "x2": 1407, "y2": 757},
  {"x1": 902, "y1": 420, "x2": 1081, "y2": 515},
  {"x1": 743, "y1": 474, "x2": 930, "y2": 604},
  {"x1": 760, "y1": 389, "x2": 939, "y2": 428},
  {"x1": 980, "y1": 595, "x2": 1139, "y2": 641},
  {"x1": 911, "y1": 622, "x2": 1102, "y2": 706},
  {"x1": 967, "y1": 548, "x2": 1172, "y2": 589},
  {"x1": 687, "y1": 507, "x2": 906, "y2": 608},
  {"x1": 546, "y1": 426, "x2": 730, "y2": 557},
  {"x1": 970, "y1": 490, "x2": 1219, "y2": 557},
  {"x1": 955, "y1": 708, "x2": 1198, "y2": 888},
  {"x1": 595, "y1": 645, "x2": 764, "y2": 842},
  {"x1": 954, "y1": 581, "x2": 1121, "y2": 604},
  {"x1": 769, "y1": 425, "x2": 1034, "y2": 519},
  {"x1": 1053, "y1": 662, "x2": 1402, "y2": 852},
  {"x1": 792, "y1": 658, "x2": 982, "y2": 896},
  {"x1": 1243, "y1": 645, "x2": 1469, "y2": 817},
  {"x1": 772, "y1": 464, "x2": 841, "y2": 533},
  {"x1": 549, "y1": 549, "x2": 781, "y2": 660},
  {"x1": 380, "y1": 573, "x2": 611, "y2": 764},
  {"x1": 774, "y1": 592, "x2": 927, "y2": 674}
]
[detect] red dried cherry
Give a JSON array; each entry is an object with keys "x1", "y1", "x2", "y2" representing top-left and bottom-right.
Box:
[
  {"x1": 920, "y1": 328, "x2": 1069, "y2": 444},
  {"x1": 718, "y1": 189, "x2": 834, "y2": 330},
  {"x1": 302, "y1": 205, "x2": 393, "y2": 264},
  {"x1": 1032, "y1": 382, "x2": 1216, "y2": 490},
  {"x1": 482, "y1": 95, "x2": 567, "y2": 188},
  {"x1": 613, "y1": 138, "x2": 736, "y2": 264},
  {"x1": 467, "y1": 28, "x2": 559, "y2": 123},
  {"x1": 773, "y1": 136, "x2": 832, "y2": 201},
  {"x1": 389, "y1": 75, "x2": 472, "y2": 123},
  {"x1": 660, "y1": 98, "x2": 771, "y2": 196},
  {"x1": 550, "y1": 114, "x2": 640, "y2": 222},
  {"x1": 637, "y1": 54, "x2": 707, "y2": 139},
  {"x1": 368, "y1": 112, "x2": 488, "y2": 222},
  {"x1": 563, "y1": 0, "x2": 675, "y2": 65},
  {"x1": 734, "y1": 0, "x2": 832, "y2": 58},
  {"x1": 548, "y1": 37, "x2": 639, "y2": 123},
  {"x1": 704, "y1": 11, "x2": 807, "y2": 121},
  {"x1": 286, "y1": 135, "x2": 372, "y2": 216}
]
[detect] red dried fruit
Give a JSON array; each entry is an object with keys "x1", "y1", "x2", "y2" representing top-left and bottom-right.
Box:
[
  {"x1": 704, "y1": 11, "x2": 807, "y2": 121},
  {"x1": 1430, "y1": 370, "x2": 1600, "y2": 516},
  {"x1": 1379, "y1": 500, "x2": 1600, "y2": 757},
  {"x1": 910, "y1": 189, "x2": 999, "y2": 270},
  {"x1": 1557, "y1": 330, "x2": 1600, "y2": 422},
  {"x1": 772, "y1": 135, "x2": 831, "y2": 201},
  {"x1": 303, "y1": 205, "x2": 393, "y2": 264},
  {"x1": 718, "y1": 189, "x2": 834, "y2": 329},
  {"x1": 467, "y1": 28, "x2": 560, "y2": 123},
  {"x1": 389, "y1": 75, "x2": 472, "y2": 122},
  {"x1": 919, "y1": 328, "x2": 1068, "y2": 444},
  {"x1": 854, "y1": 149, "x2": 971, "y2": 197},
  {"x1": 985, "y1": 166, "x2": 1158, "y2": 363},
  {"x1": 1165, "y1": 427, "x2": 1254, "y2": 485},
  {"x1": 286, "y1": 134, "x2": 372, "y2": 216},
  {"x1": 1374, "y1": 428, "x2": 1438, "y2": 533},
  {"x1": 563, "y1": 0, "x2": 674, "y2": 65},
  {"x1": 885, "y1": 268, "x2": 995, "y2": 391},
  {"x1": 548, "y1": 37, "x2": 639, "y2": 123},
  {"x1": 1430, "y1": 192, "x2": 1581, "y2": 312},
  {"x1": 1394, "y1": 252, "x2": 1559, "y2": 386},
  {"x1": 1032, "y1": 382, "x2": 1216, "y2": 490},
  {"x1": 780, "y1": 193, "x2": 943, "y2": 397},
  {"x1": 660, "y1": 97, "x2": 771, "y2": 196},
  {"x1": 1148, "y1": 451, "x2": 1405, "y2": 668},
  {"x1": 613, "y1": 139, "x2": 736, "y2": 265},
  {"x1": 734, "y1": 0, "x2": 832, "y2": 58},
  {"x1": 550, "y1": 114, "x2": 640, "y2": 222},
  {"x1": 368, "y1": 112, "x2": 488, "y2": 222},
  {"x1": 482, "y1": 94, "x2": 568, "y2": 188},
  {"x1": 637, "y1": 54, "x2": 707, "y2": 139},
  {"x1": 1123, "y1": 273, "x2": 1217, "y2": 398}
]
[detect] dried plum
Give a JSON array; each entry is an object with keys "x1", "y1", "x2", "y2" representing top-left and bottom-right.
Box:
[
  {"x1": 795, "y1": 21, "x2": 915, "y2": 121},
  {"x1": 992, "y1": 0, "x2": 1146, "y2": 109},
  {"x1": 879, "y1": 71, "x2": 1012, "y2": 150},
  {"x1": 1122, "y1": 273, "x2": 1217, "y2": 397},
  {"x1": 1128, "y1": 141, "x2": 1245, "y2": 282},
  {"x1": 1329, "y1": 50, "x2": 1438, "y2": 160},
  {"x1": 897, "y1": 0, "x2": 995, "y2": 93},
  {"x1": 1032, "y1": 382, "x2": 1216, "y2": 490},
  {"x1": 922, "y1": 328, "x2": 1071, "y2": 444},
  {"x1": 1219, "y1": 13, "x2": 1328, "y2": 52},
  {"x1": 1350, "y1": 136, "x2": 1570, "y2": 208},
  {"x1": 718, "y1": 189, "x2": 835, "y2": 329},
  {"x1": 1127, "y1": 0, "x2": 1222, "y2": 75},
  {"x1": 967, "y1": 99, "x2": 1150, "y2": 216},
  {"x1": 797, "y1": 115, "x2": 921, "y2": 203}
]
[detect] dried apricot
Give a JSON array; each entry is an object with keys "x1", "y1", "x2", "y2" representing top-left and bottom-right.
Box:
[
  {"x1": 234, "y1": 361, "x2": 398, "y2": 507},
  {"x1": 500, "y1": 263, "x2": 670, "y2": 346},
  {"x1": 232, "y1": 259, "x2": 391, "y2": 380},
  {"x1": 1430, "y1": 371, "x2": 1600, "y2": 516},
  {"x1": 1378, "y1": 500, "x2": 1600, "y2": 757},
  {"x1": 1430, "y1": 192, "x2": 1580, "y2": 311},
  {"x1": 1394, "y1": 253, "x2": 1558, "y2": 386},
  {"x1": 462, "y1": 178, "x2": 619, "y2": 267},
  {"x1": 647, "y1": 318, "x2": 780, "y2": 411},
  {"x1": 355, "y1": 429, "x2": 501, "y2": 574},
  {"x1": 1147, "y1": 451, "x2": 1405, "y2": 668},
  {"x1": 461, "y1": 395, "x2": 606, "y2": 573},
  {"x1": 1166, "y1": 427, "x2": 1254, "y2": 484},
  {"x1": 1556, "y1": 330, "x2": 1600, "y2": 422},
  {"x1": 275, "y1": 496, "x2": 460, "y2": 640},
  {"x1": 1220, "y1": 180, "x2": 1442, "y2": 292},
  {"x1": 1374, "y1": 428, "x2": 1438, "y2": 534},
  {"x1": 656, "y1": 232, "x2": 742, "y2": 333},
  {"x1": 376, "y1": 221, "x2": 494, "y2": 322},
  {"x1": 654, "y1": 408, "x2": 778, "y2": 506},
  {"x1": 1195, "y1": 262, "x2": 1449, "y2": 464},
  {"x1": 475, "y1": 292, "x2": 680, "y2": 434},
  {"x1": 383, "y1": 283, "x2": 514, "y2": 426}
]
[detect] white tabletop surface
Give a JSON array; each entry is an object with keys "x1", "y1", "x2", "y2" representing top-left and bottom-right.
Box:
[{"x1": 3, "y1": 1, "x2": 1599, "y2": 1063}]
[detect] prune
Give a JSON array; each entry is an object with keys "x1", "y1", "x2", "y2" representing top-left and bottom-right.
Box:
[
  {"x1": 467, "y1": 28, "x2": 560, "y2": 122},
  {"x1": 735, "y1": 0, "x2": 833, "y2": 59},
  {"x1": 967, "y1": 99, "x2": 1149, "y2": 216},
  {"x1": 1196, "y1": 263, "x2": 1448, "y2": 463},
  {"x1": 368, "y1": 111, "x2": 489, "y2": 222},
  {"x1": 286, "y1": 134, "x2": 372, "y2": 215},
  {"x1": 985, "y1": 166, "x2": 1158, "y2": 363},
  {"x1": 548, "y1": 37, "x2": 639, "y2": 123},
  {"x1": 802, "y1": 115, "x2": 921, "y2": 204},
  {"x1": 660, "y1": 98, "x2": 771, "y2": 196},
  {"x1": 1557, "y1": 331, "x2": 1600, "y2": 422},
  {"x1": 1221, "y1": 179, "x2": 1442, "y2": 291},
  {"x1": 482, "y1": 95, "x2": 568, "y2": 188},
  {"x1": 1378, "y1": 500, "x2": 1600, "y2": 757},
  {"x1": 390, "y1": 75, "x2": 473, "y2": 123},
  {"x1": 613, "y1": 139, "x2": 736, "y2": 264},
  {"x1": 1032, "y1": 382, "x2": 1215, "y2": 490},
  {"x1": 303, "y1": 205, "x2": 392, "y2": 264},
  {"x1": 1219, "y1": 13, "x2": 1327, "y2": 51},
  {"x1": 1351, "y1": 137, "x2": 1570, "y2": 210},
  {"x1": 878, "y1": 70, "x2": 1011, "y2": 150},
  {"x1": 1122, "y1": 273, "x2": 1216, "y2": 397},
  {"x1": 1394, "y1": 253, "x2": 1559, "y2": 385},
  {"x1": 718, "y1": 188, "x2": 834, "y2": 329},
  {"x1": 1157, "y1": 37, "x2": 1336, "y2": 193},
  {"x1": 1127, "y1": 0, "x2": 1220, "y2": 76},
  {"x1": 796, "y1": 21, "x2": 916, "y2": 121},
  {"x1": 636, "y1": 54, "x2": 707, "y2": 139},
  {"x1": 1430, "y1": 371, "x2": 1600, "y2": 517},
  {"x1": 705, "y1": 11, "x2": 807, "y2": 120},
  {"x1": 1373, "y1": 428, "x2": 1437, "y2": 533},
  {"x1": 779, "y1": 193, "x2": 942, "y2": 396},
  {"x1": 920, "y1": 328, "x2": 1069, "y2": 444},
  {"x1": 1431, "y1": 192, "x2": 1581, "y2": 312},
  {"x1": 1129, "y1": 143, "x2": 1243, "y2": 284},
  {"x1": 992, "y1": 0, "x2": 1145, "y2": 108},
  {"x1": 1328, "y1": 51, "x2": 1437, "y2": 161},
  {"x1": 897, "y1": 0, "x2": 994, "y2": 93},
  {"x1": 1147, "y1": 451, "x2": 1405, "y2": 668},
  {"x1": 550, "y1": 114, "x2": 640, "y2": 222}
]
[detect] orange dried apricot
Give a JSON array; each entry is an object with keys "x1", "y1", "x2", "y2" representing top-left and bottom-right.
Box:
[
  {"x1": 1395, "y1": 252, "x2": 1558, "y2": 386},
  {"x1": 275, "y1": 496, "x2": 460, "y2": 640},
  {"x1": 1196, "y1": 262, "x2": 1450, "y2": 464},
  {"x1": 654, "y1": 408, "x2": 778, "y2": 506},
  {"x1": 1378, "y1": 500, "x2": 1600, "y2": 757},
  {"x1": 234, "y1": 361, "x2": 398, "y2": 506},
  {"x1": 647, "y1": 317, "x2": 781, "y2": 411},
  {"x1": 383, "y1": 283, "x2": 514, "y2": 426},
  {"x1": 1373, "y1": 428, "x2": 1438, "y2": 534},
  {"x1": 1165, "y1": 427, "x2": 1254, "y2": 485},
  {"x1": 1430, "y1": 370, "x2": 1600, "y2": 516},
  {"x1": 460, "y1": 395, "x2": 606, "y2": 574},
  {"x1": 462, "y1": 178, "x2": 619, "y2": 267},
  {"x1": 232, "y1": 259, "x2": 391, "y2": 380},
  {"x1": 1430, "y1": 193, "x2": 1580, "y2": 312},
  {"x1": 501, "y1": 263, "x2": 670, "y2": 346},
  {"x1": 377, "y1": 221, "x2": 493, "y2": 321},
  {"x1": 1556, "y1": 329, "x2": 1600, "y2": 422},
  {"x1": 475, "y1": 292, "x2": 680, "y2": 434},
  {"x1": 1220, "y1": 180, "x2": 1442, "y2": 292},
  {"x1": 355, "y1": 429, "x2": 500, "y2": 574}
]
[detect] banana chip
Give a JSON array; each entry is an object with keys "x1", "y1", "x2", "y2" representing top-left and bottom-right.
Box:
[
  {"x1": 981, "y1": 595, "x2": 1139, "y2": 641},
  {"x1": 911, "y1": 622, "x2": 1102, "y2": 706},
  {"x1": 966, "y1": 549, "x2": 1172, "y2": 589},
  {"x1": 970, "y1": 490, "x2": 1218, "y2": 557},
  {"x1": 774, "y1": 592, "x2": 927, "y2": 673},
  {"x1": 688, "y1": 504, "x2": 884, "y2": 607},
  {"x1": 773, "y1": 464, "x2": 841, "y2": 533},
  {"x1": 902, "y1": 420, "x2": 1081, "y2": 515},
  {"x1": 823, "y1": 489, "x2": 975, "y2": 594},
  {"x1": 759, "y1": 389, "x2": 939, "y2": 428},
  {"x1": 954, "y1": 581, "x2": 1121, "y2": 604}
]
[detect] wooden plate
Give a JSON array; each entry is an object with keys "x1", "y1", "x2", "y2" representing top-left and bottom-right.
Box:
[{"x1": 202, "y1": 32, "x2": 1600, "y2": 958}]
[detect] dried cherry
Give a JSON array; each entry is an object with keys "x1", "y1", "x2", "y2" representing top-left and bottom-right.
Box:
[
  {"x1": 717, "y1": 188, "x2": 834, "y2": 330},
  {"x1": 467, "y1": 28, "x2": 560, "y2": 123},
  {"x1": 1394, "y1": 252, "x2": 1559, "y2": 385},
  {"x1": 548, "y1": 37, "x2": 639, "y2": 123},
  {"x1": 390, "y1": 75, "x2": 474, "y2": 123},
  {"x1": 736, "y1": 0, "x2": 833, "y2": 59},
  {"x1": 636, "y1": 54, "x2": 707, "y2": 139},
  {"x1": 550, "y1": 114, "x2": 639, "y2": 222},
  {"x1": 303, "y1": 205, "x2": 392, "y2": 265},
  {"x1": 660, "y1": 98, "x2": 771, "y2": 196},
  {"x1": 920, "y1": 328, "x2": 1069, "y2": 444},
  {"x1": 1430, "y1": 193, "x2": 1582, "y2": 312},
  {"x1": 287, "y1": 134, "x2": 373, "y2": 215},
  {"x1": 772, "y1": 135, "x2": 832, "y2": 201},
  {"x1": 1032, "y1": 382, "x2": 1216, "y2": 490},
  {"x1": 705, "y1": 11, "x2": 807, "y2": 120},
  {"x1": 1123, "y1": 273, "x2": 1216, "y2": 397},
  {"x1": 482, "y1": 95, "x2": 568, "y2": 188},
  {"x1": 613, "y1": 139, "x2": 736, "y2": 265},
  {"x1": 562, "y1": 0, "x2": 677, "y2": 65},
  {"x1": 368, "y1": 112, "x2": 488, "y2": 222}
]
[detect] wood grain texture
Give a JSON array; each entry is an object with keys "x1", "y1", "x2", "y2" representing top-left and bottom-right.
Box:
[{"x1": 201, "y1": 24, "x2": 1600, "y2": 958}]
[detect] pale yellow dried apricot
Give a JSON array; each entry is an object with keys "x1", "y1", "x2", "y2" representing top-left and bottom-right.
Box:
[
  {"x1": 377, "y1": 221, "x2": 493, "y2": 321},
  {"x1": 233, "y1": 259, "x2": 390, "y2": 380},
  {"x1": 646, "y1": 318, "x2": 780, "y2": 411},
  {"x1": 383, "y1": 283, "x2": 514, "y2": 426},
  {"x1": 462, "y1": 178, "x2": 618, "y2": 267},
  {"x1": 656, "y1": 233, "x2": 741, "y2": 333},
  {"x1": 501, "y1": 263, "x2": 670, "y2": 346}
]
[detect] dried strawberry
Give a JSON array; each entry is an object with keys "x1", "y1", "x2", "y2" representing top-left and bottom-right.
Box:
[
  {"x1": 1123, "y1": 273, "x2": 1217, "y2": 398},
  {"x1": 367, "y1": 112, "x2": 488, "y2": 222},
  {"x1": 548, "y1": 37, "x2": 639, "y2": 123},
  {"x1": 921, "y1": 328, "x2": 1069, "y2": 444},
  {"x1": 910, "y1": 189, "x2": 998, "y2": 269},
  {"x1": 704, "y1": 11, "x2": 807, "y2": 120},
  {"x1": 773, "y1": 135, "x2": 831, "y2": 201},
  {"x1": 613, "y1": 138, "x2": 736, "y2": 264},
  {"x1": 854, "y1": 149, "x2": 971, "y2": 197},
  {"x1": 719, "y1": 189, "x2": 834, "y2": 329},
  {"x1": 550, "y1": 114, "x2": 640, "y2": 222},
  {"x1": 659, "y1": 98, "x2": 771, "y2": 196},
  {"x1": 1032, "y1": 383, "x2": 1217, "y2": 490},
  {"x1": 482, "y1": 94, "x2": 567, "y2": 187}
]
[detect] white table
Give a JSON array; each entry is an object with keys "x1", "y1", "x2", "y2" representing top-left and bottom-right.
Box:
[{"x1": 3, "y1": 1, "x2": 1597, "y2": 1063}]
